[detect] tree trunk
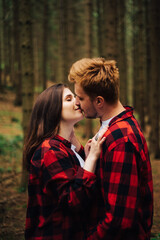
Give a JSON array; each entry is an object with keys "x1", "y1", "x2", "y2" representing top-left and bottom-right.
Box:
[
  {"x1": 149, "y1": 0, "x2": 160, "y2": 158},
  {"x1": 67, "y1": 0, "x2": 75, "y2": 91},
  {"x1": 144, "y1": 0, "x2": 151, "y2": 119},
  {"x1": 96, "y1": 0, "x2": 103, "y2": 57},
  {"x1": 19, "y1": 0, "x2": 34, "y2": 190},
  {"x1": 42, "y1": 0, "x2": 49, "y2": 90},
  {"x1": 84, "y1": 0, "x2": 93, "y2": 139},
  {"x1": 132, "y1": 0, "x2": 139, "y2": 110},
  {"x1": 13, "y1": 0, "x2": 22, "y2": 105},
  {"x1": 103, "y1": 0, "x2": 118, "y2": 60},
  {"x1": 137, "y1": 0, "x2": 145, "y2": 130},
  {"x1": 0, "y1": 42, "x2": 1, "y2": 89},
  {"x1": 2, "y1": 0, "x2": 7, "y2": 86},
  {"x1": 117, "y1": 0, "x2": 127, "y2": 105},
  {"x1": 58, "y1": 0, "x2": 68, "y2": 84}
]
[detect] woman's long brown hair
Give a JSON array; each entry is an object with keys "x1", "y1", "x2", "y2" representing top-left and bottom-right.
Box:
[{"x1": 23, "y1": 83, "x2": 66, "y2": 171}]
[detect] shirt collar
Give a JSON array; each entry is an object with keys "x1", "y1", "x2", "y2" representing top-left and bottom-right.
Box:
[
  {"x1": 100, "y1": 117, "x2": 114, "y2": 130},
  {"x1": 109, "y1": 106, "x2": 134, "y2": 126},
  {"x1": 53, "y1": 134, "x2": 71, "y2": 148}
]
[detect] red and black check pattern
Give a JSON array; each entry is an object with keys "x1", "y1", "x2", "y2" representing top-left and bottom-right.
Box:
[
  {"x1": 86, "y1": 106, "x2": 153, "y2": 240},
  {"x1": 25, "y1": 135, "x2": 96, "y2": 240}
]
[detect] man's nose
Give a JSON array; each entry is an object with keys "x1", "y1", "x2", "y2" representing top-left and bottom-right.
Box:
[{"x1": 75, "y1": 96, "x2": 80, "y2": 105}]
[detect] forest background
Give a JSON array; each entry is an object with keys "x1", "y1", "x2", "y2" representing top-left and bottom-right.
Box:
[{"x1": 0, "y1": 0, "x2": 160, "y2": 239}]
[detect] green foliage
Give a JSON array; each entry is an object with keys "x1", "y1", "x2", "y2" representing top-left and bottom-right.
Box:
[
  {"x1": 151, "y1": 233, "x2": 160, "y2": 240},
  {"x1": 11, "y1": 117, "x2": 20, "y2": 123},
  {"x1": 0, "y1": 134, "x2": 23, "y2": 156},
  {"x1": 0, "y1": 167, "x2": 5, "y2": 173},
  {"x1": 18, "y1": 186, "x2": 26, "y2": 193}
]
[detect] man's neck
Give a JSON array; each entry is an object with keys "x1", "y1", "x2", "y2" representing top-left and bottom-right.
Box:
[{"x1": 100, "y1": 101, "x2": 125, "y2": 121}]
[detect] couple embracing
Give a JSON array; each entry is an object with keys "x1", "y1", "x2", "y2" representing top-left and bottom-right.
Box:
[{"x1": 24, "y1": 58, "x2": 153, "y2": 240}]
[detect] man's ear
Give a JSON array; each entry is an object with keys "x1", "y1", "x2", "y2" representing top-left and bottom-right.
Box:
[{"x1": 95, "y1": 96, "x2": 104, "y2": 107}]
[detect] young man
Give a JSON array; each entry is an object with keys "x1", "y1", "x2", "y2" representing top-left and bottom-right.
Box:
[{"x1": 68, "y1": 58, "x2": 153, "y2": 240}]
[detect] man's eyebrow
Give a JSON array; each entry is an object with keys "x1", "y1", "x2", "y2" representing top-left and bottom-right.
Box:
[{"x1": 75, "y1": 93, "x2": 82, "y2": 98}]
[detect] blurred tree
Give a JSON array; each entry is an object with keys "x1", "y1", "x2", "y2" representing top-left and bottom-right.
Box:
[
  {"x1": 0, "y1": 35, "x2": 1, "y2": 90},
  {"x1": 19, "y1": 0, "x2": 34, "y2": 189},
  {"x1": 137, "y1": 0, "x2": 146, "y2": 130},
  {"x1": 84, "y1": 0, "x2": 93, "y2": 138},
  {"x1": 117, "y1": 0, "x2": 127, "y2": 105},
  {"x1": 0, "y1": 1, "x2": 2, "y2": 90},
  {"x1": 13, "y1": 0, "x2": 22, "y2": 105},
  {"x1": 132, "y1": 0, "x2": 139, "y2": 111},
  {"x1": 67, "y1": 0, "x2": 76, "y2": 90},
  {"x1": 67, "y1": 0, "x2": 75, "y2": 68},
  {"x1": 32, "y1": 1, "x2": 43, "y2": 90},
  {"x1": 149, "y1": 0, "x2": 160, "y2": 158},
  {"x1": 96, "y1": 0, "x2": 103, "y2": 57},
  {"x1": 103, "y1": 0, "x2": 118, "y2": 60},
  {"x1": 2, "y1": 0, "x2": 7, "y2": 86},
  {"x1": 145, "y1": 0, "x2": 151, "y2": 116},
  {"x1": 42, "y1": 0, "x2": 49, "y2": 90},
  {"x1": 58, "y1": 0, "x2": 68, "y2": 84}
]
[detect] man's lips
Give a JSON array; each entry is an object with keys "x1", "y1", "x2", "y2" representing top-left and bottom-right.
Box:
[
  {"x1": 75, "y1": 107, "x2": 83, "y2": 113},
  {"x1": 75, "y1": 106, "x2": 81, "y2": 110}
]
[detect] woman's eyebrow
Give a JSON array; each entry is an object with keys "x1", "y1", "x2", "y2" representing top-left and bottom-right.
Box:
[{"x1": 64, "y1": 94, "x2": 73, "y2": 99}]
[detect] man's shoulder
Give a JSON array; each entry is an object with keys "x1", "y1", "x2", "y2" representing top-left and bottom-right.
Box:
[{"x1": 104, "y1": 116, "x2": 146, "y2": 150}]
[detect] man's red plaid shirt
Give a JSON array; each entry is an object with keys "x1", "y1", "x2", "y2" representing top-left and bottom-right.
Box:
[{"x1": 86, "y1": 106, "x2": 153, "y2": 240}]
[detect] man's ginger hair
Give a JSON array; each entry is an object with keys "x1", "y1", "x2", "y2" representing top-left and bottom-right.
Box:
[{"x1": 68, "y1": 58, "x2": 119, "y2": 104}]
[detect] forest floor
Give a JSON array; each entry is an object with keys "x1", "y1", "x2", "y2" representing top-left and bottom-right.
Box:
[{"x1": 0, "y1": 87, "x2": 160, "y2": 240}]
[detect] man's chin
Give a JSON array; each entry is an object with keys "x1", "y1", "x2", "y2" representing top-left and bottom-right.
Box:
[{"x1": 84, "y1": 114, "x2": 97, "y2": 119}]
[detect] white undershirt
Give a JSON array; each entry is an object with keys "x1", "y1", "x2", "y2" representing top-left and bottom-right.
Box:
[
  {"x1": 99, "y1": 117, "x2": 114, "y2": 131},
  {"x1": 71, "y1": 144, "x2": 85, "y2": 167},
  {"x1": 70, "y1": 117, "x2": 114, "y2": 168}
]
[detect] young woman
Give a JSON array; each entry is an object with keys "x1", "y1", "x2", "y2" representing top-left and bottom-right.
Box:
[{"x1": 23, "y1": 83, "x2": 107, "y2": 240}]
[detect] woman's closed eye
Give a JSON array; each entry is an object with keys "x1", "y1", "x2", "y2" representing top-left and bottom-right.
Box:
[{"x1": 65, "y1": 94, "x2": 74, "y2": 101}]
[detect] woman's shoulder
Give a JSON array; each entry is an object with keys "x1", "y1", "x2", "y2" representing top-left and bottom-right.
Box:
[
  {"x1": 33, "y1": 136, "x2": 70, "y2": 162},
  {"x1": 31, "y1": 138, "x2": 59, "y2": 165}
]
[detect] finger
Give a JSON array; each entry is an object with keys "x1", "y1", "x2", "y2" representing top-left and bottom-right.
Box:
[
  {"x1": 99, "y1": 126, "x2": 108, "y2": 138},
  {"x1": 98, "y1": 136, "x2": 106, "y2": 146},
  {"x1": 99, "y1": 126, "x2": 108, "y2": 135},
  {"x1": 87, "y1": 139, "x2": 92, "y2": 143},
  {"x1": 95, "y1": 133, "x2": 99, "y2": 141}
]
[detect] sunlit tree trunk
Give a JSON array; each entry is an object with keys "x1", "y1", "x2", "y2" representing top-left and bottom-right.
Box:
[
  {"x1": 149, "y1": 0, "x2": 160, "y2": 158},
  {"x1": 84, "y1": 0, "x2": 93, "y2": 138},
  {"x1": 19, "y1": 0, "x2": 34, "y2": 190}
]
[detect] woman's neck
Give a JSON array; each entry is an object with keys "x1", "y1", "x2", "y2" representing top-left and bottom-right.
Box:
[{"x1": 58, "y1": 122, "x2": 74, "y2": 141}]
